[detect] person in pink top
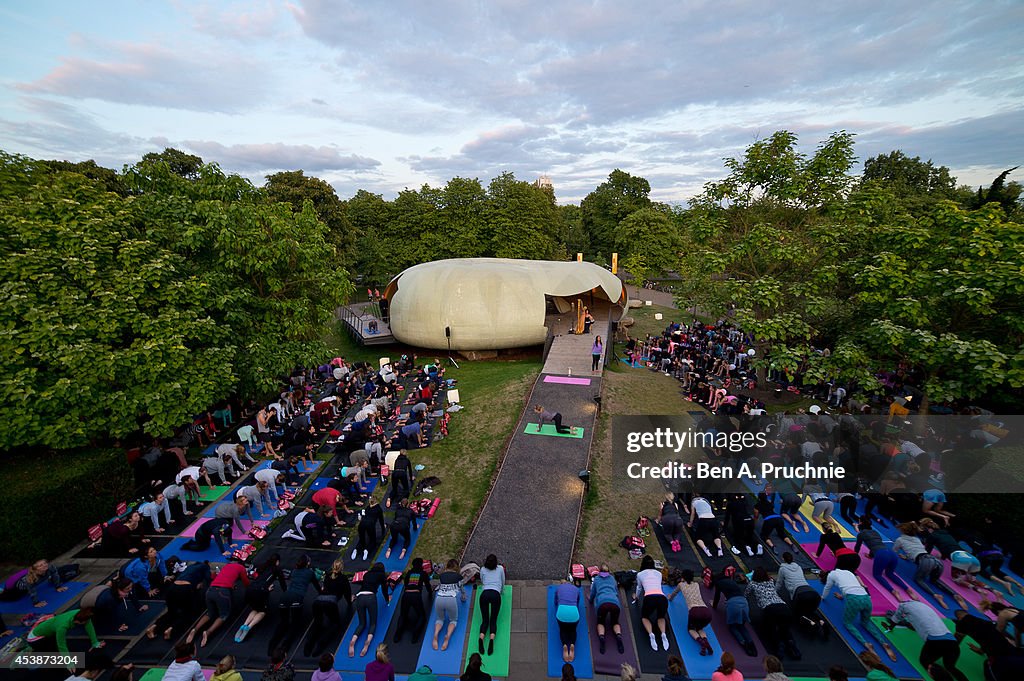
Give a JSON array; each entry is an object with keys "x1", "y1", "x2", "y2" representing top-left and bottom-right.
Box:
[
  {"x1": 711, "y1": 651, "x2": 744, "y2": 681},
  {"x1": 187, "y1": 560, "x2": 250, "y2": 647}
]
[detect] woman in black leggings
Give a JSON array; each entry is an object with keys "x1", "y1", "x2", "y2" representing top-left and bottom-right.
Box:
[
  {"x1": 267, "y1": 555, "x2": 321, "y2": 654},
  {"x1": 349, "y1": 562, "x2": 389, "y2": 658},
  {"x1": 478, "y1": 554, "x2": 506, "y2": 655},
  {"x1": 385, "y1": 499, "x2": 419, "y2": 560},
  {"x1": 351, "y1": 502, "x2": 385, "y2": 562},
  {"x1": 304, "y1": 559, "x2": 351, "y2": 657},
  {"x1": 393, "y1": 558, "x2": 433, "y2": 643}
]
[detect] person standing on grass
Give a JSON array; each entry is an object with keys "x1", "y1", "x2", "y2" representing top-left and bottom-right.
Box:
[
  {"x1": 533, "y1": 405, "x2": 579, "y2": 435},
  {"x1": 591, "y1": 336, "x2": 603, "y2": 371}
]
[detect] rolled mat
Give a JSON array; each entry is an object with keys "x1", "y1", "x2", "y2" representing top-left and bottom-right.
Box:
[
  {"x1": 384, "y1": 587, "x2": 435, "y2": 674},
  {"x1": 626, "y1": 588, "x2": 680, "y2": 673},
  {"x1": 664, "y1": 585, "x2": 726, "y2": 681},
  {"x1": 334, "y1": 585, "x2": 405, "y2": 672},
  {"x1": 546, "y1": 585, "x2": 593, "y2": 679},
  {"x1": 523, "y1": 423, "x2": 585, "y2": 438},
  {"x1": 583, "y1": 587, "x2": 639, "y2": 677},
  {"x1": 415, "y1": 585, "x2": 474, "y2": 676},
  {"x1": 465, "y1": 585, "x2": 512, "y2": 678},
  {"x1": 0, "y1": 581, "x2": 90, "y2": 614},
  {"x1": 800, "y1": 543, "x2": 897, "y2": 615},
  {"x1": 804, "y1": 579, "x2": 919, "y2": 679},
  {"x1": 873, "y1": 615, "x2": 986, "y2": 681}
]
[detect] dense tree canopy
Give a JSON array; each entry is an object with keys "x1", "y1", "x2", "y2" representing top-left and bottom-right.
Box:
[
  {"x1": 0, "y1": 152, "x2": 351, "y2": 450},
  {"x1": 580, "y1": 169, "x2": 653, "y2": 260}
]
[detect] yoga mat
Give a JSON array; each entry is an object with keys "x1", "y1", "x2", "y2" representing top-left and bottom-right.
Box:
[
  {"x1": 291, "y1": 601, "x2": 355, "y2": 668},
  {"x1": 805, "y1": 579, "x2": 919, "y2": 679},
  {"x1": 74, "y1": 600, "x2": 164, "y2": 638},
  {"x1": 0, "y1": 580, "x2": 90, "y2": 614},
  {"x1": 138, "y1": 670, "x2": 165, "y2": 681},
  {"x1": 626, "y1": 589, "x2": 680, "y2": 674},
  {"x1": 335, "y1": 585, "x2": 405, "y2": 671},
  {"x1": 180, "y1": 515, "x2": 267, "y2": 538},
  {"x1": 940, "y1": 561, "x2": 1001, "y2": 618},
  {"x1": 543, "y1": 376, "x2": 592, "y2": 386},
  {"x1": 583, "y1": 587, "x2": 639, "y2": 677},
  {"x1": 703, "y1": 585, "x2": 764, "y2": 678},
  {"x1": 162, "y1": 534, "x2": 249, "y2": 563},
  {"x1": 415, "y1": 585, "x2": 474, "y2": 676},
  {"x1": 800, "y1": 543, "x2": 897, "y2": 615},
  {"x1": 664, "y1": 585, "x2": 724, "y2": 681},
  {"x1": 465, "y1": 585, "x2": 512, "y2": 678},
  {"x1": 546, "y1": 585, "x2": 593, "y2": 679},
  {"x1": 891, "y1": 557, "x2": 960, "y2": 616},
  {"x1": 874, "y1": 615, "x2": 986, "y2": 681},
  {"x1": 799, "y1": 498, "x2": 855, "y2": 539},
  {"x1": 385, "y1": 588, "x2": 435, "y2": 674},
  {"x1": 523, "y1": 423, "x2": 585, "y2": 438}
]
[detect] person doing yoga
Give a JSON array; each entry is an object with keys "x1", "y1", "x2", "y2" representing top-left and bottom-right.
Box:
[
  {"x1": 689, "y1": 494, "x2": 724, "y2": 557},
  {"x1": 533, "y1": 405, "x2": 578, "y2": 435},
  {"x1": 820, "y1": 568, "x2": 896, "y2": 662},
  {"x1": 667, "y1": 569, "x2": 714, "y2": 656},
  {"x1": 589, "y1": 564, "x2": 625, "y2": 655},
  {"x1": 385, "y1": 498, "x2": 419, "y2": 560},
  {"x1": 349, "y1": 562, "x2": 390, "y2": 658},
  {"x1": 634, "y1": 555, "x2": 670, "y2": 652},
  {"x1": 433, "y1": 559, "x2": 468, "y2": 652},
  {"x1": 893, "y1": 521, "x2": 967, "y2": 611},
  {"x1": 478, "y1": 554, "x2": 506, "y2": 656},
  {"x1": 854, "y1": 518, "x2": 914, "y2": 602}
]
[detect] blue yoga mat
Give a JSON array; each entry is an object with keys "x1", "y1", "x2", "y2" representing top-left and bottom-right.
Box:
[
  {"x1": 546, "y1": 585, "x2": 593, "y2": 679},
  {"x1": 381, "y1": 519, "x2": 426, "y2": 573},
  {"x1": 162, "y1": 535, "x2": 249, "y2": 563},
  {"x1": 664, "y1": 586, "x2": 724, "y2": 681},
  {"x1": 415, "y1": 585, "x2": 474, "y2": 675},
  {"x1": 335, "y1": 585, "x2": 405, "y2": 671},
  {"x1": 808, "y1": 579, "x2": 919, "y2": 679},
  {"x1": 0, "y1": 581, "x2": 91, "y2": 614}
]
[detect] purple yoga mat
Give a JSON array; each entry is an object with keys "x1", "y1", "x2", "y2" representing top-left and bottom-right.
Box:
[
  {"x1": 544, "y1": 375, "x2": 593, "y2": 385},
  {"x1": 801, "y1": 543, "x2": 899, "y2": 614},
  {"x1": 941, "y1": 561, "x2": 1001, "y2": 619},
  {"x1": 584, "y1": 587, "x2": 639, "y2": 675},
  {"x1": 180, "y1": 516, "x2": 263, "y2": 538}
]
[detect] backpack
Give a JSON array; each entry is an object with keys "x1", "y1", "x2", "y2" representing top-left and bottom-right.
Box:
[
  {"x1": 620, "y1": 535, "x2": 645, "y2": 550},
  {"x1": 636, "y1": 516, "x2": 651, "y2": 537}
]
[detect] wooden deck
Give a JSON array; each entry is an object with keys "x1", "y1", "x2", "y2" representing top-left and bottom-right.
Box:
[{"x1": 337, "y1": 302, "x2": 395, "y2": 346}]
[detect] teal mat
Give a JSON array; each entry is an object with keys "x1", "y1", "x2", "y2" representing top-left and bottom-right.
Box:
[{"x1": 524, "y1": 423, "x2": 584, "y2": 438}]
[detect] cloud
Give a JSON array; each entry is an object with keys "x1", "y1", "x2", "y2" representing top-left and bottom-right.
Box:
[
  {"x1": 19, "y1": 40, "x2": 268, "y2": 113},
  {"x1": 179, "y1": 140, "x2": 381, "y2": 173},
  {"x1": 188, "y1": 1, "x2": 285, "y2": 41}
]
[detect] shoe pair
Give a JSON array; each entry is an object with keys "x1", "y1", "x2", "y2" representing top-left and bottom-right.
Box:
[{"x1": 234, "y1": 624, "x2": 249, "y2": 643}]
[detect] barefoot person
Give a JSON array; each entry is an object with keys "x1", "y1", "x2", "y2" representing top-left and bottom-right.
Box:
[
  {"x1": 820, "y1": 568, "x2": 897, "y2": 662},
  {"x1": 432, "y1": 560, "x2": 468, "y2": 651},
  {"x1": 533, "y1": 405, "x2": 578, "y2": 435}
]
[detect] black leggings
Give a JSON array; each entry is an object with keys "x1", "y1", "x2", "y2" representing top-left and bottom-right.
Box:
[
  {"x1": 596, "y1": 603, "x2": 620, "y2": 628},
  {"x1": 558, "y1": 619, "x2": 578, "y2": 646},
  {"x1": 304, "y1": 597, "x2": 343, "y2": 657},
  {"x1": 152, "y1": 582, "x2": 197, "y2": 637},
  {"x1": 394, "y1": 590, "x2": 428, "y2": 642},
  {"x1": 267, "y1": 592, "x2": 305, "y2": 654},
  {"x1": 731, "y1": 519, "x2": 756, "y2": 551},
  {"x1": 353, "y1": 592, "x2": 377, "y2": 637},
  {"x1": 479, "y1": 588, "x2": 502, "y2": 636},
  {"x1": 839, "y1": 496, "x2": 858, "y2": 524},
  {"x1": 389, "y1": 522, "x2": 412, "y2": 550},
  {"x1": 552, "y1": 413, "x2": 571, "y2": 434},
  {"x1": 920, "y1": 638, "x2": 968, "y2": 681},
  {"x1": 356, "y1": 521, "x2": 379, "y2": 553}
]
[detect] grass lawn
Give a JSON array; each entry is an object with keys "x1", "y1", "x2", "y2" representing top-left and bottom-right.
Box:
[{"x1": 326, "y1": 320, "x2": 541, "y2": 562}]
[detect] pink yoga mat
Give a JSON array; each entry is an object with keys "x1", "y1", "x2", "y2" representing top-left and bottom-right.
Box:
[
  {"x1": 801, "y1": 543, "x2": 899, "y2": 615},
  {"x1": 941, "y1": 561, "x2": 1001, "y2": 619},
  {"x1": 543, "y1": 375, "x2": 592, "y2": 385}
]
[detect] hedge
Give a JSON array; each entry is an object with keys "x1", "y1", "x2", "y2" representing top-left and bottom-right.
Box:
[{"x1": 0, "y1": 448, "x2": 135, "y2": 562}]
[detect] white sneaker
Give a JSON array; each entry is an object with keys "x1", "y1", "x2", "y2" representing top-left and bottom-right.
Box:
[
  {"x1": 351, "y1": 548, "x2": 357, "y2": 560},
  {"x1": 362, "y1": 550, "x2": 368, "y2": 560},
  {"x1": 731, "y1": 546, "x2": 741, "y2": 555},
  {"x1": 746, "y1": 547, "x2": 754, "y2": 556},
  {"x1": 757, "y1": 545, "x2": 764, "y2": 555},
  {"x1": 703, "y1": 548, "x2": 712, "y2": 557},
  {"x1": 661, "y1": 633, "x2": 670, "y2": 650},
  {"x1": 649, "y1": 634, "x2": 658, "y2": 651},
  {"x1": 717, "y1": 549, "x2": 724, "y2": 557}
]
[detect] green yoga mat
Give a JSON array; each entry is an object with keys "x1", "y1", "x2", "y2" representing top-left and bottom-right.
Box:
[
  {"x1": 872, "y1": 616, "x2": 987, "y2": 680},
  {"x1": 197, "y1": 485, "x2": 228, "y2": 501},
  {"x1": 466, "y1": 585, "x2": 513, "y2": 677},
  {"x1": 138, "y1": 670, "x2": 166, "y2": 681},
  {"x1": 524, "y1": 423, "x2": 584, "y2": 438}
]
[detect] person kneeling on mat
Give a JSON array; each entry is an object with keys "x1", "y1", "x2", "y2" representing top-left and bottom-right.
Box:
[
  {"x1": 181, "y1": 517, "x2": 234, "y2": 556},
  {"x1": 188, "y1": 558, "x2": 249, "y2": 647},
  {"x1": 667, "y1": 569, "x2": 714, "y2": 656},
  {"x1": 28, "y1": 607, "x2": 102, "y2": 655},
  {"x1": 385, "y1": 498, "x2": 418, "y2": 560},
  {"x1": 235, "y1": 553, "x2": 286, "y2": 643},
  {"x1": 351, "y1": 501, "x2": 385, "y2": 561},
  {"x1": 589, "y1": 564, "x2": 625, "y2": 655},
  {"x1": 775, "y1": 552, "x2": 828, "y2": 639},
  {"x1": 634, "y1": 555, "x2": 670, "y2": 652},
  {"x1": 533, "y1": 405, "x2": 578, "y2": 435},
  {"x1": 478, "y1": 554, "x2": 506, "y2": 656},
  {"x1": 747, "y1": 567, "x2": 802, "y2": 661},
  {"x1": 554, "y1": 579, "x2": 581, "y2": 663},
  {"x1": 394, "y1": 558, "x2": 433, "y2": 644},
  {"x1": 712, "y1": 568, "x2": 757, "y2": 656},
  {"x1": 433, "y1": 559, "x2": 468, "y2": 651},
  {"x1": 688, "y1": 494, "x2": 724, "y2": 558},
  {"x1": 283, "y1": 507, "x2": 335, "y2": 547},
  {"x1": 885, "y1": 600, "x2": 971, "y2": 681},
  {"x1": 350, "y1": 562, "x2": 391, "y2": 658},
  {"x1": 820, "y1": 568, "x2": 896, "y2": 662},
  {"x1": 268, "y1": 554, "x2": 322, "y2": 655}
]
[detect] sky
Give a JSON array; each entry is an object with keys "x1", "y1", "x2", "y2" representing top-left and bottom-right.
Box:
[{"x1": 0, "y1": 0, "x2": 1021, "y2": 205}]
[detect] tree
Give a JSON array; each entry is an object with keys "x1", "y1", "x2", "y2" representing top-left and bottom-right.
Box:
[
  {"x1": 972, "y1": 167, "x2": 1022, "y2": 219},
  {"x1": 580, "y1": 170, "x2": 652, "y2": 259},
  {"x1": 559, "y1": 204, "x2": 589, "y2": 258},
  {"x1": 846, "y1": 198, "x2": 1024, "y2": 407},
  {"x1": 41, "y1": 159, "x2": 126, "y2": 195},
  {"x1": 677, "y1": 131, "x2": 861, "y2": 385},
  {"x1": 139, "y1": 148, "x2": 204, "y2": 180},
  {"x1": 265, "y1": 170, "x2": 356, "y2": 262},
  {"x1": 485, "y1": 172, "x2": 562, "y2": 260},
  {"x1": 860, "y1": 150, "x2": 970, "y2": 214},
  {"x1": 614, "y1": 207, "x2": 681, "y2": 279}
]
